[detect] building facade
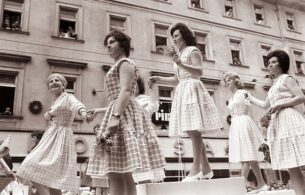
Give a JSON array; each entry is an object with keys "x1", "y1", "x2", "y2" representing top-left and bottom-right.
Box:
[{"x1": 1, "y1": 0, "x2": 305, "y2": 182}]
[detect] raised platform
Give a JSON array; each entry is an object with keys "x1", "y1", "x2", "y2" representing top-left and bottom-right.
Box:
[{"x1": 137, "y1": 177, "x2": 247, "y2": 195}]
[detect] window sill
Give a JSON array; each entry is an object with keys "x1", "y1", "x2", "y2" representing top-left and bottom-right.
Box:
[
  {"x1": 51, "y1": 35, "x2": 85, "y2": 43},
  {"x1": 153, "y1": 0, "x2": 172, "y2": 4},
  {"x1": 254, "y1": 22, "x2": 271, "y2": 28},
  {"x1": 286, "y1": 29, "x2": 301, "y2": 34},
  {"x1": 222, "y1": 15, "x2": 242, "y2": 21},
  {"x1": 188, "y1": 6, "x2": 209, "y2": 13},
  {"x1": 0, "y1": 115, "x2": 23, "y2": 120},
  {"x1": 0, "y1": 28, "x2": 29, "y2": 35},
  {"x1": 229, "y1": 63, "x2": 249, "y2": 68}
]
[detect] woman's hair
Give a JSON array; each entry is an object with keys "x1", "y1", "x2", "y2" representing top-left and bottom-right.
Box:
[
  {"x1": 266, "y1": 50, "x2": 290, "y2": 74},
  {"x1": 104, "y1": 30, "x2": 131, "y2": 57},
  {"x1": 224, "y1": 71, "x2": 244, "y2": 89},
  {"x1": 137, "y1": 76, "x2": 145, "y2": 95},
  {"x1": 47, "y1": 73, "x2": 67, "y2": 89},
  {"x1": 170, "y1": 23, "x2": 197, "y2": 46}
]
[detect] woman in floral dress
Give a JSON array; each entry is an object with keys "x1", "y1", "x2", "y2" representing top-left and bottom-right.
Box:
[
  {"x1": 87, "y1": 30, "x2": 166, "y2": 195},
  {"x1": 250, "y1": 50, "x2": 305, "y2": 195},
  {"x1": 17, "y1": 73, "x2": 88, "y2": 195}
]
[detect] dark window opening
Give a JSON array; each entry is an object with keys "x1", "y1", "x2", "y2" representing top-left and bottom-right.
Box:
[
  {"x1": 255, "y1": 13, "x2": 264, "y2": 23},
  {"x1": 191, "y1": 0, "x2": 201, "y2": 8},
  {"x1": 287, "y1": 20, "x2": 295, "y2": 30},
  {"x1": 263, "y1": 56, "x2": 269, "y2": 68},
  {"x1": 59, "y1": 20, "x2": 77, "y2": 39},
  {"x1": 2, "y1": 10, "x2": 21, "y2": 30},
  {"x1": 156, "y1": 36, "x2": 167, "y2": 52},
  {"x1": 0, "y1": 86, "x2": 15, "y2": 115},
  {"x1": 225, "y1": 6, "x2": 233, "y2": 17},
  {"x1": 296, "y1": 61, "x2": 304, "y2": 74},
  {"x1": 231, "y1": 50, "x2": 241, "y2": 65},
  {"x1": 197, "y1": 43, "x2": 207, "y2": 60}
]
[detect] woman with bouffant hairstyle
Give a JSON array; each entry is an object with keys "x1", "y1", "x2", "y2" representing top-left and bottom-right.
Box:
[
  {"x1": 224, "y1": 71, "x2": 267, "y2": 193},
  {"x1": 17, "y1": 73, "x2": 88, "y2": 195}
]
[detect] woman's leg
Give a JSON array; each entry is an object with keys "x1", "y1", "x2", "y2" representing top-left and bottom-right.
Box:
[
  {"x1": 32, "y1": 182, "x2": 50, "y2": 195},
  {"x1": 241, "y1": 162, "x2": 250, "y2": 179},
  {"x1": 187, "y1": 131, "x2": 204, "y2": 176},
  {"x1": 249, "y1": 161, "x2": 266, "y2": 188},
  {"x1": 49, "y1": 188, "x2": 62, "y2": 195},
  {"x1": 108, "y1": 172, "x2": 127, "y2": 195},
  {"x1": 201, "y1": 139, "x2": 212, "y2": 175},
  {"x1": 288, "y1": 167, "x2": 305, "y2": 195},
  {"x1": 124, "y1": 172, "x2": 137, "y2": 195}
]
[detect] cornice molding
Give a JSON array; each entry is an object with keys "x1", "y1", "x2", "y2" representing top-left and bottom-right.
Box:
[
  {"x1": 47, "y1": 59, "x2": 87, "y2": 69},
  {"x1": 0, "y1": 52, "x2": 31, "y2": 63}
]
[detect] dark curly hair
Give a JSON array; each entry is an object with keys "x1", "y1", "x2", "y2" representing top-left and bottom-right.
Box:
[
  {"x1": 266, "y1": 50, "x2": 290, "y2": 74},
  {"x1": 104, "y1": 30, "x2": 131, "y2": 57},
  {"x1": 137, "y1": 76, "x2": 145, "y2": 95},
  {"x1": 170, "y1": 23, "x2": 197, "y2": 46}
]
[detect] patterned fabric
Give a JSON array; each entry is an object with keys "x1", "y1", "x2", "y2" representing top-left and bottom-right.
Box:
[
  {"x1": 228, "y1": 89, "x2": 264, "y2": 163},
  {"x1": 268, "y1": 74, "x2": 305, "y2": 170},
  {"x1": 16, "y1": 93, "x2": 85, "y2": 192},
  {"x1": 87, "y1": 58, "x2": 166, "y2": 179},
  {"x1": 169, "y1": 46, "x2": 223, "y2": 137}
]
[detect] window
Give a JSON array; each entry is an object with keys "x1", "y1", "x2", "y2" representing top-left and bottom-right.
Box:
[
  {"x1": 110, "y1": 15, "x2": 126, "y2": 32},
  {"x1": 65, "y1": 77, "x2": 76, "y2": 94},
  {"x1": 286, "y1": 12, "x2": 295, "y2": 31},
  {"x1": 195, "y1": 32, "x2": 208, "y2": 60},
  {"x1": 254, "y1": 5, "x2": 264, "y2": 24},
  {"x1": 1, "y1": 0, "x2": 23, "y2": 31},
  {"x1": 294, "y1": 51, "x2": 304, "y2": 75},
  {"x1": 224, "y1": 0, "x2": 235, "y2": 17},
  {"x1": 230, "y1": 39, "x2": 242, "y2": 65},
  {"x1": 152, "y1": 86, "x2": 173, "y2": 129},
  {"x1": 0, "y1": 72, "x2": 16, "y2": 115},
  {"x1": 54, "y1": 3, "x2": 83, "y2": 41},
  {"x1": 261, "y1": 45, "x2": 271, "y2": 68},
  {"x1": 190, "y1": 0, "x2": 204, "y2": 9},
  {"x1": 154, "y1": 24, "x2": 169, "y2": 52}
]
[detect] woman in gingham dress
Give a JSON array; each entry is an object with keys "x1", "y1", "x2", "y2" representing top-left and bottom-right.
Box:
[
  {"x1": 149, "y1": 23, "x2": 222, "y2": 182},
  {"x1": 87, "y1": 30, "x2": 166, "y2": 195},
  {"x1": 250, "y1": 50, "x2": 305, "y2": 195},
  {"x1": 16, "y1": 73, "x2": 88, "y2": 195}
]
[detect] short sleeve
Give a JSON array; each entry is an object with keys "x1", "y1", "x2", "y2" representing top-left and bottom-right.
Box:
[
  {"x1": 66, "y1": 94, "x2": 86, "y2": 114},
  {"x1": 189, "y1": 46, "x2": 203, "y2": 67}
]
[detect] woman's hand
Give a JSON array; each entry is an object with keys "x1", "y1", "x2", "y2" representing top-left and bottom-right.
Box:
[
  {"x1": 101, "y1": 117, "x2": 120, "y2": 140},
  {"x1": 269, "y1": 103, "x2": 283, "y2": 114},
  {"x1": 86, "y1": 109, "x2": 97, "y2": 122},
  {"x1": 172, "y1": 54, "x2": 181, "y2": 65}
]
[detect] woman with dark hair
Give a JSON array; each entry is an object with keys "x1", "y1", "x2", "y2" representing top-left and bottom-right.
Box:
[
  {"x1": 250, "y1": 50, "x2": 305, "y2": 195},
  {"x1": 149, "y1": 23, "x2": 222, "y2": 182},
  {"x1": 87, "y1": 30, "x2": 165, "y2": 195},
  {"x1": 224, "y1": 71, "x2": 267, "y2": 193}
]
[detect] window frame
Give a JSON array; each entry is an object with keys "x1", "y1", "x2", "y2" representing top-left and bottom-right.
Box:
[
  {"x1": 229, "y1": 38, "x2": 244, "y2": 66},
  {"x1": 54, "y1": 3, "x2": 83, "y2": 41},
  {"x1": 285, "y1": 12, "x2": 296, "y2": 31},
  {"x1": 194, "y1": 30, "x2": 211, "y2": 61},
  {"x1": 152, "y1": 21, "x2": 170, "y2": 52},
  {"x1": 0, "y1": 0, "x2": 30, "y2": 33},
  {"x1": 188, "y1": 0, "x2": 207, "y2": 10},
  {"x1": 106, "y1": 12, "x2": 131, "y2": 36},
  {"x1": 259, "y1": 44, "x2": 272, "y2": 70},
  {"x1": 293, "y1": 50, "x2": 305, "y2": 75},
  {"x1": 223, "y1": 0, "x2": 236, "y2": 18},
  {"x1": 253, "y1": 4, "x2": 265, "y2": 25}
]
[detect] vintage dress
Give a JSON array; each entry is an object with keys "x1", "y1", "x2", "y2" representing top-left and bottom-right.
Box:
[
  {"x1": 87, "y1": 58, "x2": 166, "y2": 178},
  {"x1": 228, "y1": 89, "x2": 264, "y2": 163},
  {"x1": 268, "y1": 74, "x2": 305, "y2": 169},
  {"x1": 169, "y1": 46, "x2": 222, "y2": 137},
  {"x1": 16, "y1": 93, "x2": 85, "y2": 192}
]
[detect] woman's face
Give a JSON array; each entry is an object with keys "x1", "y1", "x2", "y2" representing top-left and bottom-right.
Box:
[
  {"x1": 48, "y1": 76, "x2": 64, "y2": 95},
  {"x1": 172, "y1": 30, "x2": 185, "y2": 50},
  {"x1": 267, "y1": 56, "x2": 283, "y2": 76},
  {"x1": 224, "y1": 76, "x2": 236, "y2": 91},
  {"x1": 106, "y1": 36, "x2": 124, "y2": 59}
]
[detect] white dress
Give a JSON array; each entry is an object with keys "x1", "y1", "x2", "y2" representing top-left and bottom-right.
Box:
[
  {"x1": 268, "y1": 74, "x2": 305, "y2": 169},
  {"x1": 228, "y1": 89, "x2": 264, "y2": 163},
  {"x1": 16, "y1": 93, "x2": 85, "y2": 192},
  {"x1": 169, "y1": 46, "x2": 223, "y2": 136}
]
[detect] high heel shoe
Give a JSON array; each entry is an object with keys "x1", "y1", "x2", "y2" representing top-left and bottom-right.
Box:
[
  {"x1": 200, "y1": 170, "x2": 214, "y2": 180},
  {"x1": 181, "y1": 172, "x2": 203, "y2": 182}
]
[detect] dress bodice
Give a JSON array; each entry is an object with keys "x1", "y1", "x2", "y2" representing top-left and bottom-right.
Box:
[
  {"x1": 228, "y1": 89, "x2": 251, "y2": 116},
  {"x1": 104, "y1": 58, "x2": 138, "y2": 101},
  {"x1": 268, "y1": 74, "x2": 294, "y2": 107},
  {"x1": 173, "y1": 46, "x2": 203, "y2": 81},
  {"x1": 47, "y1": 93, "x2": 85, "y2": 127}
]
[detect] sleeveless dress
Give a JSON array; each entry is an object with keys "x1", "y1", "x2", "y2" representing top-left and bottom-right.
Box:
[
  {"x1": 87, "y1": 58, "x2": 166, "y2": 178},
  {"x1": 268, "y1": 74, "x2": 305, "y2": 170},
  {"x1": 169, "y1": 46, "x2": 222, "y2": 137},
  {"x1": 16, "y1": 93, "x2": 85, "y2": 192},
  {"x1": 228, "y1": 89, "x2": 264, "y2": 163}
]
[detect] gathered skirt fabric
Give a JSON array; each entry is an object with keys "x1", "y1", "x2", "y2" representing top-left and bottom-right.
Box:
[
  {"x1": 169, "y1": 79, "x2": 222, "y2": 137},
  {"x1": 268, "y1": 107, "x2": 305, "y2": 170},
  {"x1": 16, "y1": 125, "x2": 78, "y2": 192},
  {"x1": 229, "y1": 115, "x2": 264, "y2": 163}
]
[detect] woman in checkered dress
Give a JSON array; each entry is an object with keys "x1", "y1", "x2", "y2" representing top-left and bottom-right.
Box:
[
  {"x1": 16, "y1": 73, "x2": 88, "y2": 195},
  {"x1": 87, "y1": 30, "x2": 166, "y2": 195},
  {"x1": 250, "y1": 50, "x2": 305, "y2": 195},
  {"x1": 149, "y1": 23, "x2": 223, "y2": 182}
]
